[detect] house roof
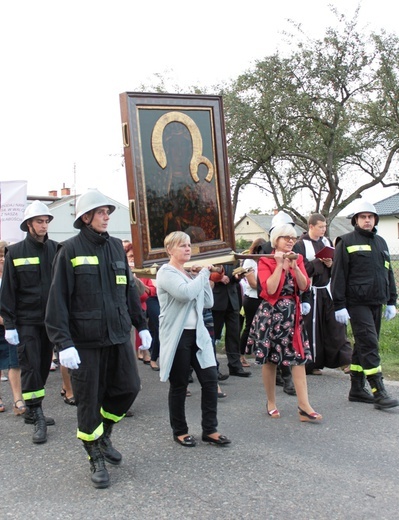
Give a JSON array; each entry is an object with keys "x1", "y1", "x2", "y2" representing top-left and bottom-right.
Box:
[
  {"x1": 28, "y1": 194, "x2": 128, "y2": 212},
  {"x1": 235, "y1": 213, "x2": 352, "y2": 239},
  {"x1": 373, "y1": 193, "x2": 399, "y2": 216}
]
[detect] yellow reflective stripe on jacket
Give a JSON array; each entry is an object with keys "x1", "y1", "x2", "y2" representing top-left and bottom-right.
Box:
[
  {"x1": 13, "y1": 257, "x2": 40, "y2": 266},
  {"x1": 22, "y1": 388, "x2": 45, "y2": 401},
  {"x1": 101, "y1": 407, "x2": 124, "y2": 423},
  {"x1": 77, "y1": 423, "x2": 104, "y2": 442},
  {"x1": 116, "y1": 275, "x2": 127, "y2": 285},
  {"x1": 384, "y1": 260, "x2": 390, "y2": 269},
  {"x1": 70, "y1": 256, "x2": 99, "y2": 267},
  {"x1": 346, "y1": 245, "x2": 372, "y2": 253},
  {"x1": 350, "y1": 364, "x2": 364, "y2": 373}
]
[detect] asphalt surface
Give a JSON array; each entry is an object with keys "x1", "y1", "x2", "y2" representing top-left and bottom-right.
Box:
[{"x1": 1, "y1": 357, "x2": 399, "y2": 520}]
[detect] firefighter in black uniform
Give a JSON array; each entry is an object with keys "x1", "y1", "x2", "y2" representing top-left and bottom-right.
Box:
[
  {"x1": 0, "y1": 200, "x2": 57, "y2": 444},
  {"x1": 331, "y1": 200, "x2": 399, "y2": 410},
  {"x1": 45, "y1": 189, "x2": 151, "y2": 489}
]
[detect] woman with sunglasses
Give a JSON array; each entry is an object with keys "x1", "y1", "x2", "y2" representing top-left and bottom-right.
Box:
[{"x1": 248, "y1": 224, "x2": 322, "y2": 423}]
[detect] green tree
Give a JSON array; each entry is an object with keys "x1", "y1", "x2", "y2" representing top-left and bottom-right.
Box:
[
  {"x1": 222, "y1": 8, "x2": 399, "y2": 226},
  {"x1": 234, "y1": 237, "x2": 252, "y2": 252}
]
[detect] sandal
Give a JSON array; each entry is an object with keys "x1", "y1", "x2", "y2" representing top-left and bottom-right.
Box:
[
  {"x1": 60, "y1": 388, "x2": 66, "y2": 397},
  {"x1": 0, "y1": 397, "x2": 5, "y2": 413},
  {"x1": 240, "y1": 357, "x2": 251, "y2": 368},
  {"x1": 64, "y1": 395, "x2": 77, "y2": 406},
  {"x1": 298, "y1": 407, "x2": 322, "y2": 423},
  {"x1": 266, "y1": 403, "x2": 280, "y2": 418},
  {"x1": 217, "y1": 384, "x2": 227, "y2": 398},
  {"x1": 13, "y1": 399, "x2": 26, "y2": 415}
]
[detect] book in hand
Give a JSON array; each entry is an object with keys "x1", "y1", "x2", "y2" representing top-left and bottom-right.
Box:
[
  {"x1": 232, "y1": 266, "x2": 254, "y2": 277},
  {"x1": 315, "y1": 245, "x2": 335, "y2": 260}
]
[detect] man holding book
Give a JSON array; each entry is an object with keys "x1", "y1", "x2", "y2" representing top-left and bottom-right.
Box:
[{"x1": 294, "y1": 213, "x2": 352, "y2": 375}]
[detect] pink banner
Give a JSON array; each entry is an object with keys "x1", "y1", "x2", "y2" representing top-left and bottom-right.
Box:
[{"x1": 0, "y1": 180, "x2": 27, "y2": 243}]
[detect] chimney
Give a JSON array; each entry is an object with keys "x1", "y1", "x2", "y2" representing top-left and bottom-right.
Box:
[
  {"x1": 61, "y1": 187, "x2": 71, "y2": 196},
  {"x1": 48, "y1": 190, "x2": 58, "y2": 197}
]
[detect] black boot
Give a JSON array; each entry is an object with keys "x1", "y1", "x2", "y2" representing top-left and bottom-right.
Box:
[
  {"x1": 83, "y1": 441, "x2": 110, "y2": 489},
  {"x1": 348, "y1": 371, "x2": 374, "y2": 403},
  {"x1": 99, "y1": 422, "x2": 122, "y2": 465},
  {"x1": 281, "y1": 365, "x2": 296, "y2": 396},
  {"x1": 24, "y1": 408, "x2": 55, "y2": 426},
  {"x1": 367, "y1": 373, "x2": 399, "y2": 410},
  {"x1": 31, "y1": 406, "x2": 47, "y2": 444},
  {"x1": 276, "y1": 367, "x2": 284, "y2": 387}
]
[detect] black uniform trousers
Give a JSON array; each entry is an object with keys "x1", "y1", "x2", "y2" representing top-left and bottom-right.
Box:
[
  {"x1": 168, "y1": 329, "x2": 218, "y2": 437},
  {"x1": 147, "y1": 296, "x2": 160, "y2": 363},
  {"x1": 347, "y1": 304, "x2": 382, "y2": 372},
  {"x1": 18, "y1": 324, "x2": 53, "y2": 406},
  {"x1": 212, "y1": 302, "x2": 242, "y2": 371},
  {"x1": 71, "y1": 340, "x2": 140, "y2": 440}
]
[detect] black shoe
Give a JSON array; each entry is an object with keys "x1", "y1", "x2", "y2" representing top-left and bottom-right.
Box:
[
  {"x1": 202, "y1": 434, "x2": 232, "y2": 446},
  {"x1": 99, "y1": 422, "x2": 122, "y2": 465},
  {"x1": 173, "y1": 434, "x2": 196, "y2": 447},
  {"x1": 24, "y1": 409, "x2": 55, "y2": 426},
  {"x1": 282, "y1": 374, "x2": 296, "y2": 396},
  {"x1": 83, "y1": 441, "x2": 110, "y2": 489},
  {"x1": 32, "y1": 407, "x2": 47, "y2": 444},
  {"x1": 276, "y1": 372, "x2": 284, "y2": 386},
  {"x1": 229, "y1": 368, "x2": 252, "y2": 377},
  {"x1": 218, "y1": 372, "x2": 229, "y2": 381},
  {"x1": 283, "y1": 382, "x2": 296, "y2": 396},
  {"x1": 99, "y1": 438, "x2": 122, "y2": 465}
]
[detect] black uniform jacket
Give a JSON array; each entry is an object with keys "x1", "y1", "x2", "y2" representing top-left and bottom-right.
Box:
[
  {"x1": 331, "y1": 226, "x2": 397, "y2": 310},
  {"x1": 45, "y1": 225, "x2": 147, "y2": 351},
  {"x1": 212, "y1": 263, "x2": 241, "y2": 311},
  {"x1": 0, "y1": 233, "x2": 58, "y2": 328}
]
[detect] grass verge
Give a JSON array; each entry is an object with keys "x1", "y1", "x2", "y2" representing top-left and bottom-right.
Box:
[{"x1": 218, "y1": 313, "x2": 399, "y2": 381}]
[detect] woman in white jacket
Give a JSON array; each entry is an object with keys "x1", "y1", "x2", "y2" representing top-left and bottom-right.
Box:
[{"x1": 156, "y1": 231, "x2": 231, "y2": 447}]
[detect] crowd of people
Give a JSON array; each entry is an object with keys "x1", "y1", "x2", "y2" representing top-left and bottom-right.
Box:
[{"x1": 0, "y1": 193, "x2": 398, "y2": 490}]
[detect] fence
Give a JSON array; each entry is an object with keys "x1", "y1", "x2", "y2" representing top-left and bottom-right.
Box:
[{"x1": 390, "y1": 250, "x2": 399, "y2": 298}]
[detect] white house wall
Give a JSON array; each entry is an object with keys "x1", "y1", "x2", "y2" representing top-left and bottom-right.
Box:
[{"x1": 377, "y1": 217, "x2": 399, "y2": 256}]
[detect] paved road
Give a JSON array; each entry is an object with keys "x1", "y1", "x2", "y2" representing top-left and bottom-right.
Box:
[{"x1": 1, "y1": 358, "x2": 399, "y2": 520}]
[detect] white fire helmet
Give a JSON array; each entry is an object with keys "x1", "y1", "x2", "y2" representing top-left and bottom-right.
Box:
[
  {"x1": 20, "y1": 201, "x2": 54, "y2": 232},
  {"x1": 74, "y1": 189, "x2": 116, "y2": 229},
  {"x1": 269, "y1": 211, "x2": 295, "y2": 233},
  {"x1": 350, "y1": 200, "x2": 379, "y2": 226}
]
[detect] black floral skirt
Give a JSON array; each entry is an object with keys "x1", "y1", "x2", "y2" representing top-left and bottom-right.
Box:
[{"x1": 247, "y1": 298, "x2": 312, "y2": 366}]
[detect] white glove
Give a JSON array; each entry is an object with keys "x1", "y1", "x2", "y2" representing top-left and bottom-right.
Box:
[
  {"x1": 59, "y1": 346, "x2": 81, "y2": 370},
  {"x1": 138, "y1": 329, "x2": 152, "y2": 350},
  {"x1": 5, "y1": 329, "x2": 19, "y2": 345},
  {"x1": 384, "y1": 305, "x2": 396, "y2": 321},
  {"x1": 301, "y1": 303, "x2": 311, "y2": 316},
  {"x1": 335, "y1": 308, "x2": 350, "y2": 325}
]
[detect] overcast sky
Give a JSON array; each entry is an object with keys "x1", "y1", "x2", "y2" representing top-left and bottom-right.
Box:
[{"x1": 1, "y1": 0, "x2": 397, "y2": 218}]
